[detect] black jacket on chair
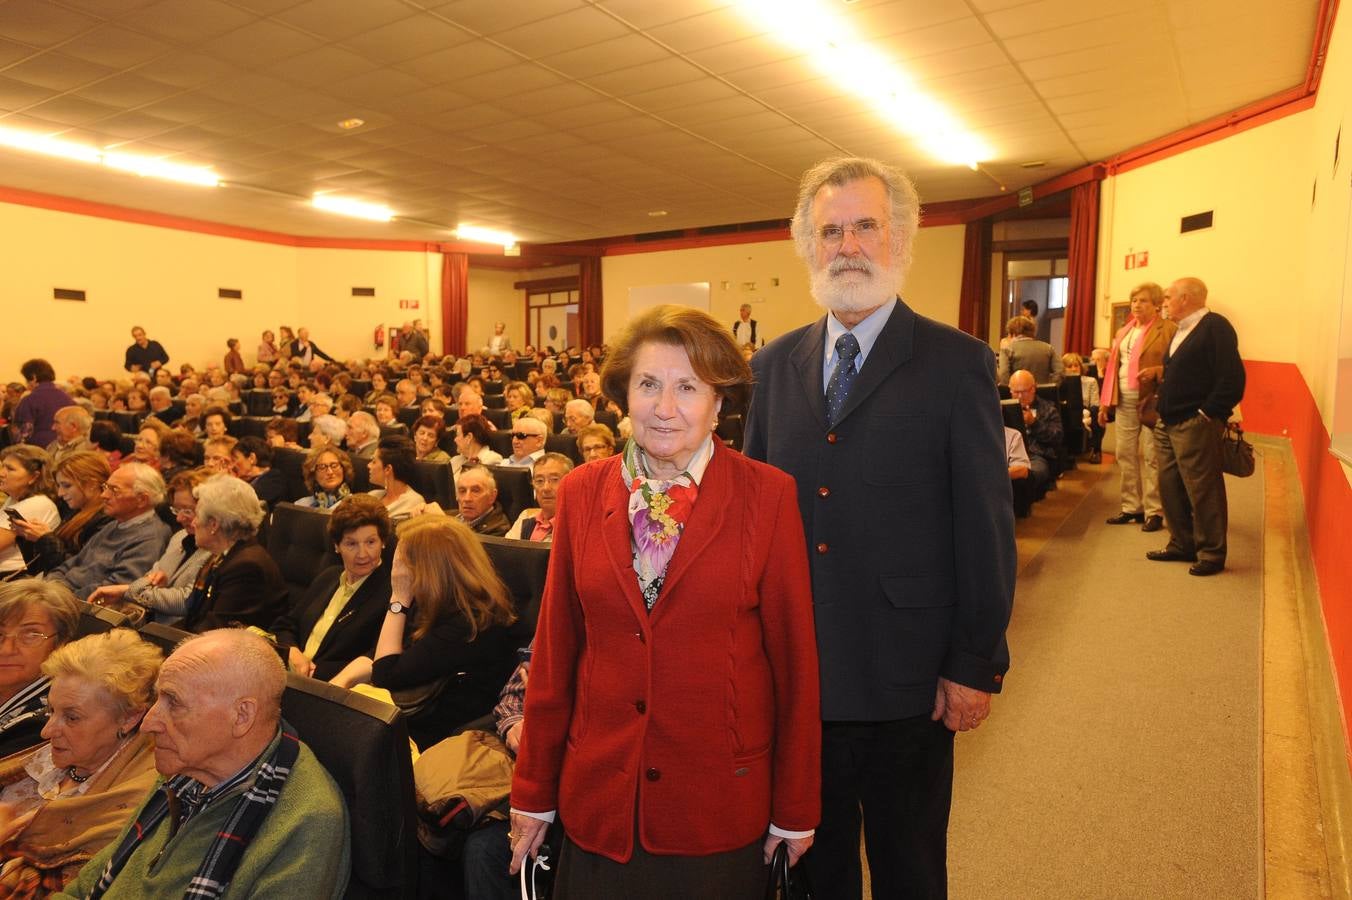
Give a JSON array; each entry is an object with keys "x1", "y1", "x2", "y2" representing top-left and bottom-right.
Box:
[
  {"x1": 183, "y1": 538, "x2": 288, "y2": 633},
  {"x1": 271, "y1": 562, "x2": 392, "y2": 682}
]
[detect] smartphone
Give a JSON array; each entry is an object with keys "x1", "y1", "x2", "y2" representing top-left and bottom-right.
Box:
[{"x1": 4, "y1": 508, "x2": 26, "y2": 524}]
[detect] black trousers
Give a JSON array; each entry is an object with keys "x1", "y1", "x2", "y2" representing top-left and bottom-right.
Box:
[{"x1": 802, "y1": 715, "x2": 955, "y2": 900}]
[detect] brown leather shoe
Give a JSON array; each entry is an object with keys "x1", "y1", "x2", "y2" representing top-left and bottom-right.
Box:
[
  {"x1": 1141, "y1": 515, "x2": 1164, "y2": 532},
  {"x1": 1146, "y1": 548, "x2": 1197, "y2": 562},
  {"x1": 1106, "y1": 512, "x2": 1144, "y2": 525}
]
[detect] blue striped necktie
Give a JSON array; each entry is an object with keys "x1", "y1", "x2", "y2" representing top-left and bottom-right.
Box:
[{"x1": 826, "y1": 332, "x2": 861, "y2": 424}]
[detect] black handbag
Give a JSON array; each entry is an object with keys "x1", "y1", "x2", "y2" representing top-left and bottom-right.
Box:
[
  {"x1": 1221, "y1": 423, "x2": 1256, "y2": 478},
  {"x1": 764, "y1": 842, "x2": 812, "y2": 900}
]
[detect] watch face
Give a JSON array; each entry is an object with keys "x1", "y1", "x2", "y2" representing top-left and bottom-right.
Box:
[{"x1": 389, "y1": 601, "x2": 406, "y2": 614}]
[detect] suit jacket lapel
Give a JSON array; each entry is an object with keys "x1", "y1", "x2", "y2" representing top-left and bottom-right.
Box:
[
  {"x1": 832, "y1": 300, "x2": 915, "y2": 426},
  {"x1": 650, "y1": 444, "x2": 729, "y2": 619},
  {"x1": 790, "y1": 318, "x2": 829, "y2": 431},
  {"x1": 600, "y1": 468, "x2": 650, "y2": 623}
]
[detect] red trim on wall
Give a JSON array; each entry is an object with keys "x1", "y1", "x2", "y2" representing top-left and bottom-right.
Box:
[{"x1": 1242, "y1": 360, "x2": 1352, "y2": 763}]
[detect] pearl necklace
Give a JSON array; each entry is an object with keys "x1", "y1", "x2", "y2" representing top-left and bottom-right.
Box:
[{"x1": 66, "y1": 766, "x2": 90, "y2": 783}]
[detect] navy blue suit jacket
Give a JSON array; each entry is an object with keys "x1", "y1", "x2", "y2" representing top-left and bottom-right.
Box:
[{"x1": 744, "y1": 300, "x2": 1015, "y2": 720}]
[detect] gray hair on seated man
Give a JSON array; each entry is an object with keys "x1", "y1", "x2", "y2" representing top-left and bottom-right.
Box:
[
  {"x1": 193, "y1": 475, "x2": 265, "y2": 542},
  {"x1": 120, "y1": 461, "x2": 167, "y2": 508},
  {"x1": 309, "y1": 414, "x2": 348, "y2": 449},
  {"x1": 345, "y1": 411, "x2": 378, "y2": 448},
  {"x1": 54, "y1": 405, "x2": 93, "y2": 436}
]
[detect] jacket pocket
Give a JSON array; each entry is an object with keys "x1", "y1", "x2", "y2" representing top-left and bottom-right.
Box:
[{"x1": 879, "y1": 574, "x2": 956, "y2": 608}]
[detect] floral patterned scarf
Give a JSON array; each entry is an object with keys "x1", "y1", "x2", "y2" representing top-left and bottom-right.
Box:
[{"x1": 620, "y1": 437, "x2": 710, "y2": 610}]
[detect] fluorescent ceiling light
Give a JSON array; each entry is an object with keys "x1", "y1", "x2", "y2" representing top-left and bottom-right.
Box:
[
  {"x1": 0, "y1": 127, "x2": 102, "y2": 163},
  {"x1": 734, "y1": 0, "x2": 992, "y2": 168},
  {"x1": 313, "y1": 194, "x2": 394, "y2": 222},
  {"x1": 456, "y1": 224, "x2": 517, "y2": 248},
  {"x1": 103, "y1": 152, "x2": 219, "y2": 186}
]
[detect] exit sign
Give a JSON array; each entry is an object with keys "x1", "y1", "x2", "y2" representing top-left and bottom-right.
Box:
[
  {"x1": 399, "y1": 298, "x2": 421, "y2": 309},
  {"x1": 1123, "y1": 251, "x2": 1149, "y2": 269}
]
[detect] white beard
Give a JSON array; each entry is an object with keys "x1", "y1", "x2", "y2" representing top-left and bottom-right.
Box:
[{"x1": 809, "y1": 255, "x2": 901, "y2": 314}]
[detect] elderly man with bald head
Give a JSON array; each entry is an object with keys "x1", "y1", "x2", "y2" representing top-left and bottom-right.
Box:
[
  {"x1": 46, "y1": 405, "x2": 93, "y2": 466},
  {"x1": 1008, "y1": 369, "x2": 1062, "y2": 494},
  {"x1": 1147, "y1": 276, "x2": 1246, "y2": 576},
  {"x1": 54, "y1": 629, "x2": 349, "y2": 899}
]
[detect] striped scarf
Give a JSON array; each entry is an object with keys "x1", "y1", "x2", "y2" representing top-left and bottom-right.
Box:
[{"x1": 88, "y1": 723, "x2": 300, "y2": 900}]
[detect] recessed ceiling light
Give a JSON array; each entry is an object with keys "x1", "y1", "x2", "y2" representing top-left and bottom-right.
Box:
[
  {"x1": 337, "y1": 118, "x2": 365, "y2": 130},
  {"x1": 648, "y1": 209, "x2": 668, "y2": 217}
]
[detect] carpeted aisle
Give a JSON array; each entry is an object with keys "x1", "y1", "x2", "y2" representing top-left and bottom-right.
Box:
[{"x1": 947, "y1": 465, "x2": 1265, "y2": 899}]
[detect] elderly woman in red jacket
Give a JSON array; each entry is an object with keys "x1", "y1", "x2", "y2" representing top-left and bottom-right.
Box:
[{"x1": 510, "y1": 305, "x2": 820, "y2": 896}]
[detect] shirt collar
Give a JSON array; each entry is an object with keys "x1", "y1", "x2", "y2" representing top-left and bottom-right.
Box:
[
  {"x1": 1175, "y1": 306, "x2": 1209, "y2": 332},
  {"x1": 823, "y1": 298, "x2": 897, "y2": 373},
  {"x1": 116, "y1": 509, "x2": 157, "y2": 531}
]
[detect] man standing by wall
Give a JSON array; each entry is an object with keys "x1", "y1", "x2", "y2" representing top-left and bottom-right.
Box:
[
  {"x1": 744, "y1": 157, "x2": 1015, "y2": 899},
  {"x1": 1148, "y1": 277, "x2": 1245, "y2": 576},
  {"x1": 123, "y1": 326, "x2": 168, "y2": 373},
  {"x1": 732, "y1": 302, "x2": 759, "y2": 347}
]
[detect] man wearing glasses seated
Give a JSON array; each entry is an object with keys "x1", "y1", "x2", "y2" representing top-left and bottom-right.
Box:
[
  {"x1": 46, "y1": 463, "x2": 171, "y2": 601},
  {"x1": 499, "y1": 417, "x2": 547, "y2": 470},
  {"x1": 505, "y1": 454, "x2": 574, "y2": 542}
]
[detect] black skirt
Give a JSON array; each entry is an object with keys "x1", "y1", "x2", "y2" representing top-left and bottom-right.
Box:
[{"x1": 552, "y1": 827, "x2": 766, "y2": 900}]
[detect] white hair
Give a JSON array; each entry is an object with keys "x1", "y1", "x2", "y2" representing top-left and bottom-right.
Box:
[
  {"x1": 121, "y1": 462, "x2": 166, "y2": 506},
  {"x1": 564, "y1": 399, "x2": 594, "y2": 423},
  {"x1": 193, "y1": 475, "x2": 265, "y2": 541},
  {"x1": 310, "y1": 414, "x2": 348, "y2": 445},
  {"x1": 790, "y1": 156, "x2": 921, "y2": 275}
]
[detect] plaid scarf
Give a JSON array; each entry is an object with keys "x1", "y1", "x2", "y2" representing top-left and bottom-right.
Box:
[{"x1": 87, "y1": 723, "x2": 300, "y2": 900}]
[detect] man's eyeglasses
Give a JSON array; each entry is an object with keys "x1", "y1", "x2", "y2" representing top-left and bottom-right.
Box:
[
  {"x1": 100, "y1": 482, "x2": 129, "y2": 496},
  {"x1": 532, "y1": 474, "x2": 564, "y2": 488},
  {"x1": 818, "y1": 218, "x2": 883, "y2": 248},
  {"x1": 0, "y1": 628, "x2": 54, "y2": 648},
  {"x1": 511, "y1": 432, "x2": 541, "y2": 441}
]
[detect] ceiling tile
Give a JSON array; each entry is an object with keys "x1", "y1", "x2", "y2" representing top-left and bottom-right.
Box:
[
  {"x1": 589, "y1": 0, "x2": 731, "y2": 31},
  {"x1": 582, "y1": 56, "x2": 707, "y2": 96},
  {"x1": 4, "y1": 53, "x2": 115, "y2": 92},
  {"x1": 645, "y1": 8, "x2": 759, "y2": 53},
  {"x1": 492, "y1": 7, "x2": 632, "y2": 58},
  {"x1": 0, "y1": 75, "x2": 57, "y2": 111},
  {"x1": 197, "y1": 18, "x2": 323, "y2": 67},
  {"x1": 56, "y1": 26, "x2": 171, "y2": 68},
  {"x1": 75, "y1": 72, "x2": 186, "y2": 108},
  {"x1": 122, "y1": 0, "x2": 258, "y2": 44},
  {"x1": 265, "y1": 45, "x2": 373, "y2": 87},
  {"x1": 132, "y1": 53, "x2": 242, "y2": 89},
  {"x1": 430, "y1": 0, "x2": 586, "y2": 35},
  {"x1": 26, "y1": 94, "x2": 122, "y2": 126},
  {"x1": 454, "y1": 64, "x2": 563, "y2": 102},
  {"x1": 395, "y1": 42, "x2": 521, "y2": 84},
  {"x1": 274, "y1": 0, "x2": 419, "y2": 41},
  {"x1": 338, "y1": 16, "x2": 475, "y2": 66},
  {"x1": 327, "y1": 68, "x2": 430, "y2": 107},
  {"x1": 0, "y1": 0, "x2": 102, "y2": 47},
  {"x1": 538, "y1": 33, "x2": 670, "y2": 79}
]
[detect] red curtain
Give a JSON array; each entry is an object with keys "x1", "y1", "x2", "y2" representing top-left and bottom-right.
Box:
[
  {"x1": 1064, "y1": 180, "x2": 1100, "y2": 354},
  {"x1": 441, "y1": 252, "x2": 469, "y2": 357},
  {"x1": 578, "y1": 256, "x2": 603, "y2": 348},
  {"x1": 957, "y1": 220, "x2": 991, "y2": 339}
]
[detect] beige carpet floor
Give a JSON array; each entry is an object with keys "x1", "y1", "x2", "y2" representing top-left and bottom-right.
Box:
[{"x1": 946, "y1": 462, "x2": 1265, "y2": 899}]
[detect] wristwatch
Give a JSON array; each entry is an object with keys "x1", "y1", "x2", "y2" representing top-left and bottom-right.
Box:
[{"x1": 388, "y1": 600, "x2": 410, "y2": 615}]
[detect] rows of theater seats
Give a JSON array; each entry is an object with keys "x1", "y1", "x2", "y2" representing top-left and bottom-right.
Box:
[
  {"x1": 75, "y1": 500, "x2": 554, "y2": 899},
  {"x1": 999, "y1": 374, "x2": 1093, "y2": 518}
]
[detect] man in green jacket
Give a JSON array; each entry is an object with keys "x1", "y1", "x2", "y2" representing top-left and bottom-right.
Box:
[{"x1": 55, "y1": 629, "x2": 350, "y2": 899}]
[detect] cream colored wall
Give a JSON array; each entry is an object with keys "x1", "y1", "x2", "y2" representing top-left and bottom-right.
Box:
[
  {"x1": 0, "y1": 201, "x2": 300, "y2": 379},
  {"x1": 600, "y1": 225, "x2": 966, "y2": 345},
  {"x1": 1095, "y1": 110, "x2": 1313, "y2": 365},
  {"x1": 466, "y1": 264, "x2": 577, "y2": 353},
  {"x1": 294, "y1": 249, "x2": 439, "y2": 362}
]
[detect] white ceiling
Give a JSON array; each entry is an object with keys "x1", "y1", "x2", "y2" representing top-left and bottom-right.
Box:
[{"x1": 0, "y1": 0, "x2": 1320, "y2": 242}]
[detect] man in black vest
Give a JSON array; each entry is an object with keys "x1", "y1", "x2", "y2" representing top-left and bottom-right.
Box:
[
  {"x1": 745, "y1": 157, "x2": 1015, "y2": 899},
  {"x1": 732, "y1": 303, "x2": 758, "y2": 346},
  {"x1": 1148, "y1": 277, "x2": 1245, "y2": 576}
]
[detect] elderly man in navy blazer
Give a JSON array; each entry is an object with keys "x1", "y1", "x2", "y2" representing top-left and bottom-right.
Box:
[{"x1": 744, "y1": 157, "x2": 1016, "y2": 900}]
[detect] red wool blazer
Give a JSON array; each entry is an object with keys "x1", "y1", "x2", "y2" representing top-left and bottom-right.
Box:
[{"x1": 512, "y1": 443, "x2": 821, "y2": 862}]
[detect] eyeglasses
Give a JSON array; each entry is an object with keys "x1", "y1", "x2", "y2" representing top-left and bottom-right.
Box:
[
  {"x1": 0, "y1": 629, "x2": 54, "y2": 648},
  {"x1": 818, "y1": 218, "x2": 884, "y2": 248},
  {"x1": 531, "y1": 474, "x2": 564, "y2": 487},
  {"x1": 169, "y1": 506, "x2": 194, "y2": 517},
  {"x1": 100, "y1": 481, "x2": 129, "y2": 496},
  {"x1": 511, "y1": 432, "x2": 541, "y2": 440},
  {"x1": 315, "y1": 462, "x2": 344, "y2": 473}
]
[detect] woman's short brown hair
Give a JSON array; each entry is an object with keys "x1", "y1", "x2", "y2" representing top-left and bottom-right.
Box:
[
  {"x1": 1005, "y1": 315, "x2": 1036, "y2": 338},
  {"x1": 1130, "y1": 282, "x2": 1165, "y2": 307},
  {"x1": 394, "y1": 516, "x2": 515, "y2": 642},
  {"x1": 600, "y1": 305, "x2": 752, "y2": 413},
  {"x1": 327, "y1": 493, "x2": 393, "y2": 547},
  {"x1": 302, "y1": 446, "x2": 354, "y2": 493}
]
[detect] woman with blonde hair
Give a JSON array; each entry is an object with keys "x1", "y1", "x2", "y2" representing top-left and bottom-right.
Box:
[
  {"x1": 330, "y1": 515, "x2": 517, "y2": 749},
  {"x1": 0, "y1": 629, "x2": 162, "y2": 895},
  {"x1": 0, "y1": 580, "x2": 80, "y2": 758},
  {"x1": 11, "y1": 452, "x2": 111, "y2": 575},
  {"x1": 0, "y1": 448, "x2": 60, "y2": 577}
]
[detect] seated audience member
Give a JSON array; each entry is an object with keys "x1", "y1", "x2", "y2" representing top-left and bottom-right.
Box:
[
  {"x1": 88, "y1": 421, "x2": 123, "y2": 468},
  {"x1": 454, "y1": 466, "x2": 510, "y2": 537},
  {"x1": 0, "y1": 580, "x2": 80, "y2": 757},
  {"x1": 11, "y1": 360, "x2": 66, "y2": 448},
  {"x1": 412, "y1": 416, "x2": 450, "y2": 463},
  {"x1": 270, "y1": 386, "x2": 294, "y2": 417},
  {"x1": 330, "y1": 516, "x2": 516, "y2": 751},
  {"x1": 456, "y1": 389, "x2": 488, "y2": 423},
  {"x1": 503, "y1": 382, "x2": 533, "y2": 421},
  {"x1": 308, "y1": 414, "x2": 348, "y2": 452},
  {"x1": 578, "y1": 370, "x2": 604, "y2": 408},
  {"x1": 372, "y1": 394, "x2": 400, "y2": 430},
  {"x1": 145, "y1": 387, "x2": 176, "y2": 422},
  {"x1": 264, "y1": 417, "x2": 297, "y2": 448},
  {"x1": 157, "y1": 430, "x2": 201, "y2": 482},
  {"x1": 231, "y1": 437, "x2": 288, "y2": 508},
  {"x1": 54, "y1": 629, "x2": 350, "y2": 899},
  {"x1": 1005, "y1": 426, "x2": 1029, "y2": 480},
  {"x1": 575, "y1": 423, "x2": 616, "y2": 463},
  {"x1": 0, "y1": 630, "x2": 162, "y2": 894},
  {"x1": 450, "y1": 415, "x2": 502, "y2": 478},
  {"x1": 308, "y1": 392, "x2": 335, "y2": 421},
  {"x1": 997, "y1": 315, "x2": 1063, "y2": 385},
  {"x1": 124, "y1": 389, "x2": 148, "y2": 415},
  {"x1": 0, "y1": 447, "x2": 62, "y2": 577},
  {"x1": 128, "y1": 423, "x2": 165, "y2": 471},
  {"x1": 87, "y1": 469, "x2": 212, "y2": 628},
  {"x1": 1063, "y1": 352, "x2": 1104, "y2": 464},
  {"x1": 542, "y1": 387, "x2": 569, "y2": 422},
  {"x1": 366, "y1": 437, "x2": 425, "y2": 521},
  {"x1": 200, "y1": 407, "x2": 231, "y2": 441},
  {"x1": 363, "y1": 372, "x2": 389, "y2": 405},
  {"x1": 45, "y1": 407, "x2": 94, "y2": 467},
  {"x1": 181, "y1": 475, "x2": 285, "y2": 632},
  {"x1": 395, "y1": 380, "x2": 419, "y2": 410},
  {"x1": 46, "y1": 464, "x2": 171, "y2": 601},
  {"x1": 14, "y1": 452, "x2": 112, "y2": 575},
  {"x1": 271, "y1": 495, "x2": 393, "y2": 682},
  {"x1": 419, "y1": 397, "x2": 448, "y2": 421},
  {"x1": 500, "y1": 417, "x2": 546, "y2": 470},
  {"x1": 505, "y1": 453, "x2": 573, "y2": 542},
  {"x1": 1008, "y1": 369, "x2": 1063, "y2": 494},
  {"x1": 202, "y1": 435, "x2": 237, "y2": 475},
  {"x1": 172, "y1": 393, "x2": 204, "y2": 432},
  {"x1": 562, "y1": 398, "x2": 594, "y2": 434},
  {"x1": 344, "y1": 411, "x2": 380, "y2": 457},
  {"x1": 296, "y1": 448, "x2": 354, "y2": 511}
]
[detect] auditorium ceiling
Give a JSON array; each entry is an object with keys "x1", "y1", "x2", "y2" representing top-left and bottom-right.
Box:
[{"x1": 0, "y1": 0, "x2": 1324, "y2": 243}]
